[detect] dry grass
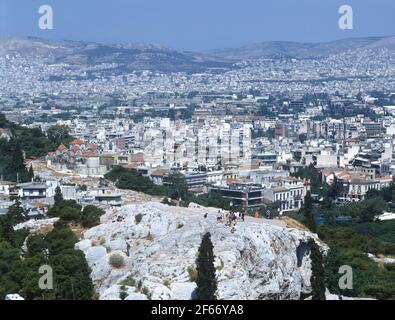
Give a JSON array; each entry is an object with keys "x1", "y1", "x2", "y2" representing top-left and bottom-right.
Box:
[
  {"x1": 70, "y1": 223, "x2": 85, "y2": 239},
  {"x1": 280, "y1": 216, "x2": 310, "y2": 231},
  {"x1": 144, "y1": 232, "x2": 154, "y2": 241},
  {"x1": 163, "y1": 279, "x2": 171, "y2": 288},
  {"x1": 187, "y1": 267, "x2": 198, "y2": 282},
  {"x1": 52, "y1": 172, "x2": 68, "y2": 177},
  {"x1": 29, "y1": 223, "x2": 55, "y2": 235}
]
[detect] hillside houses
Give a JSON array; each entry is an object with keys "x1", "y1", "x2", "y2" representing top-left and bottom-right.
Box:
[
  {"x1": 47, "y1": 139, "x2": 106, "y2": 176},
  {"x1": 322, "y1": 168, "x2": 393, "y2": 202}
]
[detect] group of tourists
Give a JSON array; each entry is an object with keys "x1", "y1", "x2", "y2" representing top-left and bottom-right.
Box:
[{"x1": 216, "y1": 208, "x2": 245, "y2": 233}]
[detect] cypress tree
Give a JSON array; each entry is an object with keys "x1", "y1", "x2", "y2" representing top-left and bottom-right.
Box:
[
  {"x1": 28, "y1": 164, "x2": 34, "y2": 181},
  {"x1": 196, "y1": 232, "x2": 217, "y2": 300},
  {"x1": 54, "y1": 186, "x2": 64, "y2": 205},
  {"x1": 304, "y1": 191, "x2": 316, "y2": 232},
  {"x1": 309, "y1": 239, "x2": 326, "y2": 300}
]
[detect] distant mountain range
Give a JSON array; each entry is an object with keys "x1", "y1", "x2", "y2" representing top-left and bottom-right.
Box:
[
  {"x1": 1, "y1": 35, "x2": 395, "y2": 73},
  {"x1": 205, "y1": 36, "x2": 395, "y2": 61},
  {"x1": 0, "y1": 37, "x2": 231, "y2": 73}
]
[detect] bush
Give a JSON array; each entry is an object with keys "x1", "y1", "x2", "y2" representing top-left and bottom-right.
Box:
[
  {"x1": 163, "y1": 279, "x2": 171, "y2": 288},
  {"x1": 384, "y1": 264, "x2": 395, "y2": 272},
  {"x1": 120, "y1": 276, "x2": 136, "y2": 287},
  {"x1": 119, "y1": 285, "x2": 128, "y2": 300},
  {"x1": 109, "y1": 253, "x2": 125, "y2": 268},
  {"x1": 141, "y1": 286, "x2": 151, "y2": 299},
  {"x1": 81, "y1": 205, "x2": 105, "y2": 228},
  {"x1": 135, "y1": 213, "x2": 143, "y2": 224},
  {"x1": 187, "y1": 266, "x2": 198, "y2": 282}
]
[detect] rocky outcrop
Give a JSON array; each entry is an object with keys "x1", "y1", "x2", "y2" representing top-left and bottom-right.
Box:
[
  {"x1": 14, "y1": 218, "x2": 59, "y2": 233},
  {"x1": 76, "y1": 202, "x2": 327, "y2": 300}
]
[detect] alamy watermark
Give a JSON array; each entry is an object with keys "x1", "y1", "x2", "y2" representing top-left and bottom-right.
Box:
[
  {"x1": 38, "y1": 5, "x2": 53, "y2": 30},
  {"x1": 38, "y1": 264, "x2": 53, "y2": 290},
  {"x1": 36, "y1": 4, "x2": 353, "y2": 32},
  {"x1": 338, "y1": 265, "x2": 353, "y2": 290},
  {"x1": 338, "y1": 5, "x2": 353, "y2": 30}
]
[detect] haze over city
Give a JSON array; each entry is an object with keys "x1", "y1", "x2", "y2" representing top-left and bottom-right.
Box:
[{"x1": 1, "y1": 0, "x2": 395, "y2": 50}]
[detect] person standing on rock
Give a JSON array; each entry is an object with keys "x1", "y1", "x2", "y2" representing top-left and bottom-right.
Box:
[
  {"x1": 229, "y1": 212, "x2": 237, "y2": 228},
  {"x1": 217, "y1": 210, "x2": 222, "y2": 222}
]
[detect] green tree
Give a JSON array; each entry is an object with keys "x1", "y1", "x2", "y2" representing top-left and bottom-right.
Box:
[
  {"x1": 54, "y1": 186, "x2": 64, "y2": 205},
  {"x1": 7, "y1": 196, "x2": 27, "y2": 225},
  {"x1": 27, "y1": 164, "x2": 34, "y2": 181},
  {"x1": 292, "y1": 164, "x2": 322, "y2": 193},
  {"x1": 0, "y1": 241, "x2": 20, "y2": 275},
  {"x1": 47, "y1": 200, "x2": 82, "y2": 222},
  {"x1": 0, "y1": 216, "x2": 15, "y2": 243},
  {"x1": 26, "y1": 234, "x2": 47, "y2": 257},
  {"x1": 49, "y1": 249, "x2": 93, "y2": 300},
  {"x1": 0, "y1": 113, "x2": 60, "y2": 164},
  {"x1": 299, "y1": 133, "x2": 307, "y2": 144},
  {"x1": 167, "y1": 172, "x2": 189, "y2": 201},
  {"x1": 6, "y1": 254, "x2": 48, "y2": 300},
  {"x1": 45, "y1": 224, "x2": 78, "y2": 256},
  {"x1": 80, "y1": 205, "x2": 105, "y2": 228},
  {"x1": 195, "y1": 232, "x2": 217, "y2": 300},
  {"x1": 309, "y1": 239, "x2": 326, "y2": 300},
  {"x1": 304, "y1": 192, "x2": 316, "y2": 232},
  {"x1": 46, "y1": 125, "x2": 73, "y2": 148},
  {"x1": 193, "y1": 191, "x2": 232, "y2": 210},
  {"x1": 359, "y1": 198, "x2": 385, "y2": 223},
  {"x1": 59, "y1": 205, "x2": 81, "y2": 222},
  {"x1": 0, "y1": 139, "x2": 29, "y2": 182}
]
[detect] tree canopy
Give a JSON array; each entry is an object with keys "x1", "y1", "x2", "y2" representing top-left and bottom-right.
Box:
[{"x1": 0, "y1": 205, "x2": 94, "y2": 300}]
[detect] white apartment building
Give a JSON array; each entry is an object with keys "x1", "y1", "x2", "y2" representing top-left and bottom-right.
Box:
[{"x1": 263, "y1": 177, "x2": 310, "y2": 214}]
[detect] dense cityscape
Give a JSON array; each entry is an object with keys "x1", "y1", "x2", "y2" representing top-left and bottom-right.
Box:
[{"x1": 1, "y1": 32, "x2": 395, "y2": 302}]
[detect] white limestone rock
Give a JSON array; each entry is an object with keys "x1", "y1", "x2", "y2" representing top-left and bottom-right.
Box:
[
  {"x1": 105, "y1": 239, "x2": 128, "y2": 254},
  {"x1": 151, "y1": 284, "x2": 172, "y2": 300},
  {"x1": 80, "y1": 202, "x2": 327, "y2": 300},
  {"x1": 170, "y1": 282, "x2": 197, "y2": 300},
  {"x1": 14, "y1": 218, "x2": 59, "y2": 232},
  {"x1": 85, "y1": 246, "x2": 107, "y2": 265},
  {"x1": 75, "y1": 239, "x2": 92, "y2": 251}
]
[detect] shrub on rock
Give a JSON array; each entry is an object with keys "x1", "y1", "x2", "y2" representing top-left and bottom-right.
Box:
[{"x1": 109, "y1": 253, "x2": 125, "y2": 268}]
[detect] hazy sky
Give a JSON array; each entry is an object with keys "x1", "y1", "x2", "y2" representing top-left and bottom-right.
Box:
[{"x1": 1, "y1": 0, "x2": 394, "y2": 51}]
